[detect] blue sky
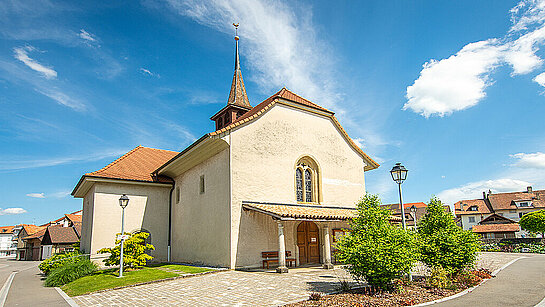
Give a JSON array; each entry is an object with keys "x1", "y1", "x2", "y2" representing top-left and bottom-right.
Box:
[{"x1": 1, "y1": 0, "x2": 544, "y2": 226}]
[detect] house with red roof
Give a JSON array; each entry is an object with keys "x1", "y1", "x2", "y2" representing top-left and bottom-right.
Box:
[
  {"x1": 71, "y1": 33, "x2": 380, "y2": 271},
  {"x1": 0, "y1": 226, "x2": 16, "y2": 258},
  {"x1": 454, "y1": 186, "x2": 545, "y2": 238}
]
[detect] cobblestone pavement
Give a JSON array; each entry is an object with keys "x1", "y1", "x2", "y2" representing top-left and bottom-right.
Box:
[{"x1": 73, "y1": 252, "x2": 520, "y2": 307}]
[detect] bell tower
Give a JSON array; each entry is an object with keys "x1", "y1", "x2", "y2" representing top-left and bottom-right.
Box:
[{"x1": 211, "y1": 23, "x2": 252, "y2": 130}]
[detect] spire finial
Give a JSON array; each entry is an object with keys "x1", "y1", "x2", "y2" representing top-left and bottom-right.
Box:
[{"x1": 233, "y1": 23, "x2": 240, "y2": 71}]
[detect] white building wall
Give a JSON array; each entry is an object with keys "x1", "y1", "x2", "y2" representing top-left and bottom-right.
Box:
[{"x1": 229, "y1": 104, "x2": 367, "y2": 268}]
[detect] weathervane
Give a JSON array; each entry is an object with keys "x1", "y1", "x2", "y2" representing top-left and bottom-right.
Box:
[{"x1": 233, "y1": 23, "x2": 239, "y2": 40}]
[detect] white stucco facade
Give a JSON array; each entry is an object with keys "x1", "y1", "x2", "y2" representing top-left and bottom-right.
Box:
[{"x1": 74, "y1": 94, "x2": 376, "y2": 269}]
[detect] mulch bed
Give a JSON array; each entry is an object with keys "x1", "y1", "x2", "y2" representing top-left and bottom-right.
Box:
[{"x1": 286, "y1": 280, "x2": 463, "y2": 307}]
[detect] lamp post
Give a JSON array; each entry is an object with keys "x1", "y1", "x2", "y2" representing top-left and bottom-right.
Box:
[
  {"x1": 118, "y1": 194, "x2": 129, "y2": 278},
  {"x1": 410, "y1": 204, "x2": 417, "y2": 230},
  {"x1": 390, "y1": 163, "x2": 408, "y2": 229}
]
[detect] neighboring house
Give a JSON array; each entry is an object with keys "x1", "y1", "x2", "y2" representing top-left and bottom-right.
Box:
[
  {"x1": 471, "y1": 214, "x2": 520, "y2": 239},
  {"x1": 71, "y1": 34, "x2": 384, "y2": 271},
  {"x1": 41, "y1": 224, "x2": 82, "y2": 259},
  {"x1": 454, "y1": 186, "x2": 544, "y2": 237},
  {"x1": 0, "y1": 226, "x2": 16, "y2": 257},
  {"x1": 382, "y1": 202, "x2": 427, "y2": 227},
  {"x1": 15, "y1": 224, "x2": 46, "y2": 260},
  {"x1": 50, "y1": 210, "x2": 83, "y2": 228}
]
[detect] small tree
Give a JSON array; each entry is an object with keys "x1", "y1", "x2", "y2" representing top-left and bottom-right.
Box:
[
  {"x1": 519, "y1": 210, "x2": 545, "y2": 238},
  {"x1": 336, "y1": 194, "x2": 418, "y2": 290},
  {"x1": 418, "y1": 197, "x2": 480, "y2": 273},
  {"x1": 98, "y1": 232, "x2": 155, "y2": 269}
]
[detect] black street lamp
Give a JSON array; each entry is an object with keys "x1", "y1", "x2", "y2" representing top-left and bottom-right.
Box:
[
  {"x1": 118, "y1": 194, "x2": 129, "y2": 278},
  {"x1": 410, "y1": 204, "x2": 417, "y2": 230},
  {"x1": 390, "y1": 163, "x2": 408, "y2": 229}
]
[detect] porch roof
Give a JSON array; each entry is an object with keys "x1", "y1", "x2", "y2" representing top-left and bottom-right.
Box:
[{"x1": 242, "y1": 201, "x2": 402, "y2": 222}]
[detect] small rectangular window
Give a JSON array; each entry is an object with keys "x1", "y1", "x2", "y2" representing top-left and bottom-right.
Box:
[
  {"x1": 509, "y1": 210, "x2": 516, "y2": 213},
  {"x1": 468, "y1": 216, "x2": 476, "y2": 223},
  {"x1": 175, "y1": 187, "x2": 180, "y2": 204},
  {"x1": 199, "y1": 175, "x2": 205, "y2": 194}
]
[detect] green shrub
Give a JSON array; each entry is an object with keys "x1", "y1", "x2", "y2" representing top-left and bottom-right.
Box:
[
  {"x1": 44, "y1": 259, "x2": 97, "y2": 287},
  {"x1": 427, "y1": 267, "x2": 451, "y2": 289},
  {"x1": 520, "y1": 210, "x2": 545, "y2": 238},
  {"x1": 39, "y1": 252, "x2": 81, "y2": 275},
  {"x1": 336, "y1": 194, "x2": 418, "y2": 290},
  {"x1": 98, "y1": 232, "x2": 154, "y2": 269},
  {"x1": 418, "y1": 197, "x2": 480, "y2": 273}
]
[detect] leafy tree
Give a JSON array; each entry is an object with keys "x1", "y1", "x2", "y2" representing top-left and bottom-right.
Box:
[
  {"x1": 335, "y1": 194, "x2": 418, "y2": 290},
  {"x1": 519, "y1": 210, "x2": 545, "y2": 238},
  {"x1": 98, "y1": 232, "x2": 155, "y2": 269},
  {"x1": 418, "y1": 197, "x2": 480, "y2": 273}
]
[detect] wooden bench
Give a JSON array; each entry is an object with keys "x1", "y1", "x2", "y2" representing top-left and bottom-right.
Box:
[{"x1": 262, "y1": 251, "x2": 296, "y2": 269}]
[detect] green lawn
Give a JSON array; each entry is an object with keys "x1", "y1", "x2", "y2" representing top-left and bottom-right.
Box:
[{"x1": 61, "y1": 264, "x2": 212, "y2": 297}]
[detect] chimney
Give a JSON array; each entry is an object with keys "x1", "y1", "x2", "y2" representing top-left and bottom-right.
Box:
[
  {"x1": 460, "y1": 203, "x2": 464, "y2": 211},
  {"x1": 527, "y1": 186, "x2": 533, "y2": 193},
  {"x1": 488, "y1": 189, "x2": 492, "y2": 196},
  {"x1": 482, "y1": 191, "x2": 487, "y2": 199}
]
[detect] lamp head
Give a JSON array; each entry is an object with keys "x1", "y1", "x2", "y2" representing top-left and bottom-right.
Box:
[
  {"x1": 390, "y1": 162, "x2": 408, "y2": 184},
  {"x1": 119, "y1": 194, "x2": 129, "y2": 209}
]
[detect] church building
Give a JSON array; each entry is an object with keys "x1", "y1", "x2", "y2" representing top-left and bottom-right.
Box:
[{"x1": 71, "y1": 30, "x2": 380, "y2": 272}]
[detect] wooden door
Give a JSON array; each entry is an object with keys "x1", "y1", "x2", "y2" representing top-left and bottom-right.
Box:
[{"x1": 297, "y1": 221, "x2": 320, "y2": 264}]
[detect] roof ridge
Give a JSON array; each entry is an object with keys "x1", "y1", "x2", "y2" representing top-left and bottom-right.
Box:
[
  {"x1": 138, "y1": 146, "x2": 179, "y2": 153},
  {"x1": 87, "y1": 146, "x2": 142, "y2": 176}
]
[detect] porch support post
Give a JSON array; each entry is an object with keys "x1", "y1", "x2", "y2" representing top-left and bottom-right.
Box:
[
  {"x1": 276, "y1": 220, "x2": 288, "y2": 273},
  {"x1": 323, "y1": 225, "x2": 333, "y2": 269}
]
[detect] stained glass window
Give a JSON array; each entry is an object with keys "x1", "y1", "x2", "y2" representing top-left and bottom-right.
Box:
[
  {"x1": 305, "y1": 169, "x2": 312, "y2": 202},
  {"x1": 296, "y1": 168, "x2": 303, "y2": 202}
]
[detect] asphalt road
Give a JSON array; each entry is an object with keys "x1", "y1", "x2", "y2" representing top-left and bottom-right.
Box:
[
  {"x1": 0, "y1": 258, "x2": 68, "y2": 307},
  {"x1": 435, "y1": 254, "x2": 545, "y2": 307}
]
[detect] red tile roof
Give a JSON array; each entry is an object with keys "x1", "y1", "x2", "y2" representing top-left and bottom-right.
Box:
[
  {"x1": 45, "y1": 225, "x2": 80, "y2": 244},
  {"x1": 0, "y1": 226, "x2": 14, "y2": 234},
  {"x1": 210, "y1": 88, "x2": 379, "y2": 170},
  {"x1": 488, "y1": 189, "x2": 545, "y2": 210},
  {"x1": 86, "y1": 146, "x2": 178, "y2": 182},
  {"x1": 472, "y1": 223, "x2": 520, "y2": 233},
  {"x1": 454, "y1": 199, "x2": 492, "y2": 215},
  {"x1": 23, "y1": 227, "x2": 47, "y2": 241},
  {"x1": 65, "y1": 214, "x2": 82, "y2": 224},
  {"x1": 22, "y1": 224, "x2": 45, "y2": 236}
]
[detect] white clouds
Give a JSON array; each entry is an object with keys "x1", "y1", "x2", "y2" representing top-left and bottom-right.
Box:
[
  {"x1": 0, "y1": 149, "x2": 127, "y2": 171},
  {"x1": 79, "y1": 29, "x2": 96, "y2": 42},
  {"x1": 0, "y1": 208, "x2": 27, "y2": 215},
  {"x1": 437, "y1": 178, "x2": 531, "y2": 205},
  {"x1": 511, "y1": 152, "x2": 545, "y2": 168},
  {"x1": 36, "y1": 88, "x2": 87, "y2": 112},
  {"x1": 139, "y1": 67, "x2": 159, "y2": 77},
  {"x1": 534, "y1": 71, "x2": 545, "y2": 86},
  {"x1": 405, "y1": 40, "x2": 503, "y2": 117},
  {"x1": 160, "y1": 0, "x2": 341, "y2": 110},
  {"x1": 13, "y1": 46, "x2": 57, "y2": 79},
  {"x1": 26, "y1": 193, "x2": 45, "y2": 198},
  {"x1": 405, "y1": 0, "x2": 545, "y2": 117}
]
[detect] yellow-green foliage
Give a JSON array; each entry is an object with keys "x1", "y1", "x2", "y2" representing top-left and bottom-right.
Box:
[
  {"x1": 520, "y1": 209, "x2": 545, "y2": 237},
  {"x1": 335, "y1": 194, "x2": 418, "y2": 290},
  {"x1": 98, "y1": 232, "x2": 155, "y2": 269},
  {"x1": 418, "y1": 197, "x2": 480, "y2": 273}
]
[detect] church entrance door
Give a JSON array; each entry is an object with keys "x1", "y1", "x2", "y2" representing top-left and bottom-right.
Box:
[{"x1": 297, "y1": 221, "x2": 320, "y2": 265}]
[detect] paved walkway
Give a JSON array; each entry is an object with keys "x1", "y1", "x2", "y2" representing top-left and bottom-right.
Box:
[
  {"x1": 73, "y1": 252, "x2": 522, "y2": 307},
  {"x1": 0, "y1": 259, "x2": 69, "y2": 307},
  {"x1": 74, "y1": 266, "x2": 356, "y2": 306},
  {"x1": 435, "y1": 254, "x2": 545, "y2": 307}
]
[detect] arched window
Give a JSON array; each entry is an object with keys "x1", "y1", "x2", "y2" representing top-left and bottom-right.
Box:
[
  {"x1": 304, "y1": 169, "x2": 312, "y2": 202},
  {"x1": 295, "y1": 156, "x2": 320, "y2": 203},
  {"x1": 296, "y1": 168, "x2": 303, "y2": 202}
]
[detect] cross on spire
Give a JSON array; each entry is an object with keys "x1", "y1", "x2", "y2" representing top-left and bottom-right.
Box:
[{"x1": 227, "y1": 23, "x2": 251, "y2": 108}]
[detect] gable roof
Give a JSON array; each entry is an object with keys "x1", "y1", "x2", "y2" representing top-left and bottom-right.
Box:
[
  {"x1": 209, "y1": 88, "x2": 379, "y2": 171},
  {"x1": 21, "y1": 224, "x2": 45, "y2": 236},
  {"x1": 479, "y1": 213, "x2": 517, "y2": 224},
  {"x1": 472, "y1": 223, "x2": 520, "y2": 233},
  {"x1": 44, "y1": 225, "x2": 80, "y2": 244},
  {"x1": 0, "y1": 226, "x2": 14, "y2": 234},
  {"x1": 23, "y1": 227, "x2": 47, "y2": 241},
  {"x1": 454, "y1": 199, "x2": 492, "y2": 215},
  {"x1": 488, "y1": 189, "x2": 545, "y2": 210},
  {"x1": 86, "y1": 146, "x2": 178, "y2": 182},
  {"x1": 65, "y1": 214, "x2": 82, "y2": 224}
]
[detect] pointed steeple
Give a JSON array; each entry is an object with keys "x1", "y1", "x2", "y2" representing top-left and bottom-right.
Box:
[{"x1": 227, "y1": 23, "x2": 251, "y2": 108}]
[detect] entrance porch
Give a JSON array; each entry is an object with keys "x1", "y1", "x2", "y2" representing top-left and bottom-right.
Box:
[{"x1": 241, "y1": 201, "x2": 356, "y2": 273}]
